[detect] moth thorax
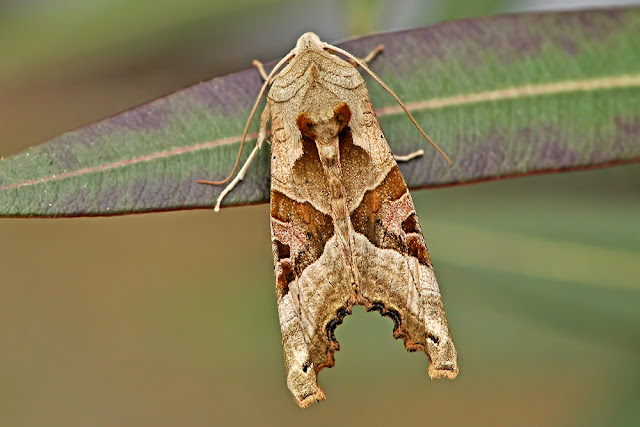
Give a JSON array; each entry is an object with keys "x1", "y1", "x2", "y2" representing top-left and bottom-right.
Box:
[{"x1": 319, "y1": 145, "x2": 337, "y2": 162}]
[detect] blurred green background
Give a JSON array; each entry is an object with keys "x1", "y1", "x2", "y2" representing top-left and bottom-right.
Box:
[{"x1": 1, "y1": 0, "x2": 639, "y2": 425}]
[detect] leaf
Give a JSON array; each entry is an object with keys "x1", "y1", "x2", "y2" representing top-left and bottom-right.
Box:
[{"x1": 0, "y1": 7, "x2": 639, "y2": 217}]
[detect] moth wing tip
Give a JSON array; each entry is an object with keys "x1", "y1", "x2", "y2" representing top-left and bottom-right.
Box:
[
  {"x1": 296, "y1": 388, "x2": 326, "y2": 408},
  {"x1": 427, "y1": 363, "x2": 459, "y2": 380}
]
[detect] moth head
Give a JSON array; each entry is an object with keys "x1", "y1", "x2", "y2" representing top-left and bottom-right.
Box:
[{"x1": 295, "y1": 32, "x2": 323, "y2": 52}]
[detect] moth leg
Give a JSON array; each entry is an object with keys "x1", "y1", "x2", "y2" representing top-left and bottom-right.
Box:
[
  {"x1": 393, "y1": 149, "x2": 424, "y2": 162},
  {"x1": 213, "y1": 143, "x2": 260, "y2": 211},
  {"x1": 361, "y1": 44, "x2": 384, "y2": 64},
  {"x1": 213, "y1": 103, "x2": 271, "y2": 211},
  {"x1": 348, "y1": 44, "x2": 384, "y2": 67},
  {"x1": 252, "y1": 59, "x2": 269, "y2": 81}
]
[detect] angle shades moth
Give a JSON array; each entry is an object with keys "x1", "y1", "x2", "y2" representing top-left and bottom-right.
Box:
[{"x1": 200, "y1": 32, "x2": 458, "y2": 408}]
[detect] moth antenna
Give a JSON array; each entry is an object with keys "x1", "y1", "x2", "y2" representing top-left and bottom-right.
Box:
[
  {"x1": 199, "y1": 51, "x2": 296, "y2": 186},
  {"x1": 325, "y1": 43, "x2": 451, "y2": 165}
]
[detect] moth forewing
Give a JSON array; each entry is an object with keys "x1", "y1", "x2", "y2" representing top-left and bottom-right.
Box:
[{"x1": 215, "y1": 32, "x2": 458, "y2": 408}]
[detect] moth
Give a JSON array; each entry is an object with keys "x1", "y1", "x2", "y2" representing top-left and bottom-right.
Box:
[{"x1": 200, "y1": 32, "x2": 458, "y2": 408}]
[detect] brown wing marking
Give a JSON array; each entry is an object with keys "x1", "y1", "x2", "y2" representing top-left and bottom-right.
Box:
[
  {"x1": 335, "y1": 129, "x2": 381, "y2": 212},
  {"x1": 349, "y1": 165, "x2": 432, "y2": 267},
  {"x1": 271, "y1": 190, "x2": 334, "y2": 298},
  {"x1": 271, "y1": 189, "x2": 353, "y2": 361},
  {"x1": 270, "y1": 152, "x2": 359, "y2": 406},
  {"x1": 348, "y1": 160, "x2": 458, "y2": 378}
]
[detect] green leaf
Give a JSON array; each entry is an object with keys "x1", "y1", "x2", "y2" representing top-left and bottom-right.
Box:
[{"x1": 1, "y1": 7, "x2": 639, "y2": 217}]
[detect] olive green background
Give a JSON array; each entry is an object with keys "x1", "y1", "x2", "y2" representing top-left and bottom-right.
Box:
[{"x1": 1, "y1": 1, "x2": 639, "y2": 425}]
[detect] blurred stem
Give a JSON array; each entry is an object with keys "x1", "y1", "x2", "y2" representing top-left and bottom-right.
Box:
[
  {"x1": 345, "y1": 0, "x2": 384, "y2": 36},
  {"x1": 439, "y1": 0, "x2": 507, "y2": 21}
]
